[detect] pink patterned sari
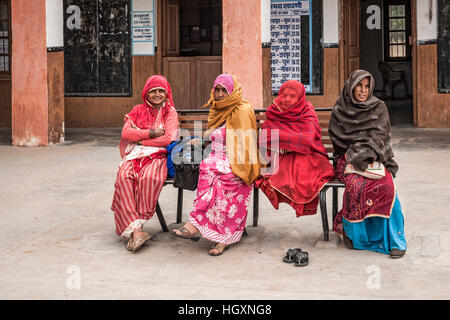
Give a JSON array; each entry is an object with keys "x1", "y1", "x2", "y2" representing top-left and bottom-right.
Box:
[{"x1": 188, "y1": 125, "x2": 253, "y2": 245}]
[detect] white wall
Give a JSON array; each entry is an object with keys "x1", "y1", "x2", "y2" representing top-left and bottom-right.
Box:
[
  {"x1": 261, "y1": 0, "x2": 271, "y2": 43},
  {"x1": 46, "y1": 0, "x2": 64, "y2": 48},
  {"x1": 416, "y1": 0, "x2": 438, "y2": 41},
  {"x1": 323, "y1": 0, "x2": 339, "y2": 44}
]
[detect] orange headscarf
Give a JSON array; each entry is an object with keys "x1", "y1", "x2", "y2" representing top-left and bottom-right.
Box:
[{"x1": 202, "y1": 74, "x2": 260, "y2": 185}]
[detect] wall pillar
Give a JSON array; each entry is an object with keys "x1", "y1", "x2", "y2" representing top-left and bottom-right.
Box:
[
  {"x1": 222, "y1": 0, "x2": 263, "y2": 108},
  {"x1": 11, "y1": 0, "x2": 64, "y2": 146}
]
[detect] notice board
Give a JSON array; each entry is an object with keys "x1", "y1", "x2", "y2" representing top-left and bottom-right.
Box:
[
  {"x1": 438, "y1": 0, "x2": 450, "y2": 93},
  {"x1": 132, "y1": 0, "x2": 155, "y2": 55},
  {"x1": 63, "y1": 0, "x2": 131, "y2": 96},
  {"x1": 270, "y1": 0, "x2": 312, "y2": 94}
]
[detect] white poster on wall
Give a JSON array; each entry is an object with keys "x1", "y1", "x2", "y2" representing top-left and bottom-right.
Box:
[
  {"x1": 132, "y1": 0, "x2": 155, "y2": 55},
  {"x1": 270, "y1": 0, "x2": 312, "y2": 93}
]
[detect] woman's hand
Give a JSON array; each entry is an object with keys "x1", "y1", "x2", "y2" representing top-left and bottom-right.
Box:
[
  {"x1": 349, "y1": 159, "x2": 369, "y2": 172},
  {"x1": 149, "y1": 128, "x2": 165, "y2": 138},
  {"x1": 187, "y1": 138, "x2": 202, "y2": 146},
  {"x1": 279, "y1": 148, "x2": 290, "y2": 155}
]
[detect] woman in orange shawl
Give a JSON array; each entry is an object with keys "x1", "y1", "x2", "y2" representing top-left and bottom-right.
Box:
[
  {"x1": 172, "y1": 73, "x2": 260, "y2": 256},
  {"x1": 256, "y1": 80, "x2": 334, "y2": 217}
]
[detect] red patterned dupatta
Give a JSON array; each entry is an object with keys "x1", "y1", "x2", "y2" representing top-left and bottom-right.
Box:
[{"x1": 256, "y1": 80, "x2": 334, "y2": 217}]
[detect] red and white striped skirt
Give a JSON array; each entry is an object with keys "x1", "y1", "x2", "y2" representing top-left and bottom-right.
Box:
[{"x1": 111, "y1": 158, "x2": 167, "y2": 239}]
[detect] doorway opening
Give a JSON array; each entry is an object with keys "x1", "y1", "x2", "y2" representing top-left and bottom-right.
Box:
[
  {"x1": 160, "y1": 0, "x2": 222, "y2": 109},
  {"x1": 359, "y1": 0, "x2": 413, "y2": 125}
]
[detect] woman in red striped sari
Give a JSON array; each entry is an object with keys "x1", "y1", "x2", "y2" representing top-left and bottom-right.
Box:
[{"x1": 111, "y1": 75, "x2": 179, "y2": 252}]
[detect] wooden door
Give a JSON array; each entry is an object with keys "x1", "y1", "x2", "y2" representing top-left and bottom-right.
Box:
[
  {"x1": 340, "y1": 0, "x2": 361, "y2": 84},
  {"x1": 163, "y1": 56, "x2": 222, "y2": 109},
  {"x1": 160, "y1": 0, "x2": 222, "y2": 108},
  {"x1": 163, "y1": 57, "x2": 196, "y2": 108},
  {"x1": 162, "y1": 0, "x2": 180, "y2": 57},
  {"x1": 196, "y1": 56, "x2": 222, "y2": 107}
]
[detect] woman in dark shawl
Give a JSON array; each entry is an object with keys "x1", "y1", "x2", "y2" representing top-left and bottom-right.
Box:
[
  {"x1": 329, "y1": 70, "x2": 407, "y2": 258},
  {"x1": 256, "y1": 80, "x2": 334, "y2": 217}
]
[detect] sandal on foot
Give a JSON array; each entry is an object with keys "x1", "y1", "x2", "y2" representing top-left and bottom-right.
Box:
[
  {"x1": 126, "y1": 237, "x2": 135, "y2": 251},
  {"x1": 209, "y1": 243, "x2": 230, "y2": 256},
  {"x1": 171, "y1": 225, "x2": 199, "y2": 240},
  {"x1": 342, "y1": 230, "x2": 354, "y2": 249},
  {"x1": 294, "y1": 251, "x2": 309, "y2": 267},
  {"x1": 390, "y1": 248, "x2": 406, "y2": 259},
  {"x1": 282, "y1": 248, "x2": 302, "y2": 263},
  {"x1": 130, "y1": 232, "x2": 151, "y2": 252}
]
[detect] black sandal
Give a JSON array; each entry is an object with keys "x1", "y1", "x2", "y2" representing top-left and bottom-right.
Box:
[
  {"x1": 294, "y1": 251, "x2": 309, "y2": 267},
  {"x1": 283, "y1": 248, "x2": 302, "y2": 263},
  {"x1": 390, "y1": 248, "x2": 406, "y2": 259},
  {"x1": 342, "y1": 230, "x2": 354, "y2": 249}
]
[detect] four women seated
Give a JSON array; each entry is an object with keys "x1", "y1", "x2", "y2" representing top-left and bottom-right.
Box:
[{"x1": 112, "y1": 70, "x2": 407, "y2": 259}]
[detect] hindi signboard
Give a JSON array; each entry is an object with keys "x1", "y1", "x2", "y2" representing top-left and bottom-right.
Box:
[{"x1": 270, "y1": 0, "x2": 312, "y2": 94}]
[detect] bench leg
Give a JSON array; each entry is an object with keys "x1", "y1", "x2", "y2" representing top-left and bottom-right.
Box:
[
  {"x1": 176, "y1": 188, "x2": 183, "y2": 224},
  {"x1": 253, "y1": 186, "x2": 259, "y2": 227},
  {"x1": 332, "y1": 187, "x2": 339, "y2": 230},
  {"x1": 156, "y1": 201, "x2": 169, "y2": 232},
  {"x1": 319, "y1": 188, "x2": 329, "y2": 241}
]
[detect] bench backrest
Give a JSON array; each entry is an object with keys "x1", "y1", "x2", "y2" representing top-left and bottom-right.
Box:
[{"x1": 176, "y1": 107, "x2": 334, "y2": 156}]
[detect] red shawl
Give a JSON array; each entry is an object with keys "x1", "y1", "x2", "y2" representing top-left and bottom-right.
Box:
[
  {"x1": 119, "y1": 75, "x2": 175, "y2": 158},
  {"x1": 125, "y1": 75, "x2": 175, "y2": 129},
  {"x1": 256, "y1": 80, "x2": 334, "y2": 217}
]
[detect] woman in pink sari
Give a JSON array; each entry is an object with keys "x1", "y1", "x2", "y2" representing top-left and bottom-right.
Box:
[
  {"x1": 172, "y1": 74, "x2": 260, "y2": 256},
  {"x1": 111, "y1": 75, "x2": 179, "y2": 252}
]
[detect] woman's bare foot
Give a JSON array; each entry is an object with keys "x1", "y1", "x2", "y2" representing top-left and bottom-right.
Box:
[
  {"x1": 209, "y1": 243, "x2": 230, "y2": 256},
  {"x1": 132, "y1": 228, "x2": 145, "y2": 239}
]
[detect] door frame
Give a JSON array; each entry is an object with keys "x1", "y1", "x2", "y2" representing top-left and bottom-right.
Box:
[{"x1": 339, "y1": 0, "x2": 418, "y2": 125}]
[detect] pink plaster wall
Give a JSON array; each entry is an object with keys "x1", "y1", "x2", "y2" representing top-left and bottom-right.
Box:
[
  {"x1": 222, "y1": 0, "x2": 263, "y2": 108},
  {"x1": 11, "y1": 0, "x2": 48, "y2": 146}
]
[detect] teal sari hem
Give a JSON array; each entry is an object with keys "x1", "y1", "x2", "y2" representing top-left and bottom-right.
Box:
[{"x1": 343, "y1": 193, "x2": 407, "y2": 255}]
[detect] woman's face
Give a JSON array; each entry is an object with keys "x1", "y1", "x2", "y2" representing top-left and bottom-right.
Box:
[
  {"x1": 280, "y1": 87, "x2": 300, "y2": 108},
  {"x1": 147, "y1": 88, "x2": 167, "y2": 107},
  {"x1": 214, "y1": 85, "x2": 229, "y2": 101},
  {"x1": 352, "y1": 77, "x2": 370, "y2": 102}
]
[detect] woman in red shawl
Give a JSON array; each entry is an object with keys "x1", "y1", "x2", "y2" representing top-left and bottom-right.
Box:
[
  {"x1": 111, "y1": 75, "x2": 179, "y2": 252},
  {"x1": 256, "y1": 80, "x2": 334, "y2": 217}
]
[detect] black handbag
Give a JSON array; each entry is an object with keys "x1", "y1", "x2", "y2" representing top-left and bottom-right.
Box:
[{"x1": 172, "y1": 140, "x2": 203, "y2": 191}]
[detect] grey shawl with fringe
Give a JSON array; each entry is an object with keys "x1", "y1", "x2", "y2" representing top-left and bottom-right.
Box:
[{"x1": 328, "y1": 70, "x2": 398, "y2": 176}]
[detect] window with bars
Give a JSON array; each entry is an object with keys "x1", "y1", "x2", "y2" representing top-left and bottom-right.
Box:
[
  {"x1": 0, "y1": 0, "x2": 10, "y2": 74},
  {"x1": 384, "y1": 1, "x2": 411, "y2": 61}
]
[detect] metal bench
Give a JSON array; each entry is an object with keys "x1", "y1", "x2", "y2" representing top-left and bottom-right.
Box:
[{"x1": 156, "y1": 108, "x2": 345, "y2": 241}]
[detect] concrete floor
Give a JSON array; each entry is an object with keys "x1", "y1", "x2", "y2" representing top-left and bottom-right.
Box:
[{"x1": 0, "y1": 125, "x2": 449, "y2": 300}]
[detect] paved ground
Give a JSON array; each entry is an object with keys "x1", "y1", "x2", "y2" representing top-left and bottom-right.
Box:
[{"x1": 0, "y1": 125, "x2": 449, "y2": 300}]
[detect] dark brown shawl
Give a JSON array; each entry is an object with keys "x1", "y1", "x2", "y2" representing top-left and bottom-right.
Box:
[{"x1": 328, "y1": 70, "x2": 398, "y2": 176}]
